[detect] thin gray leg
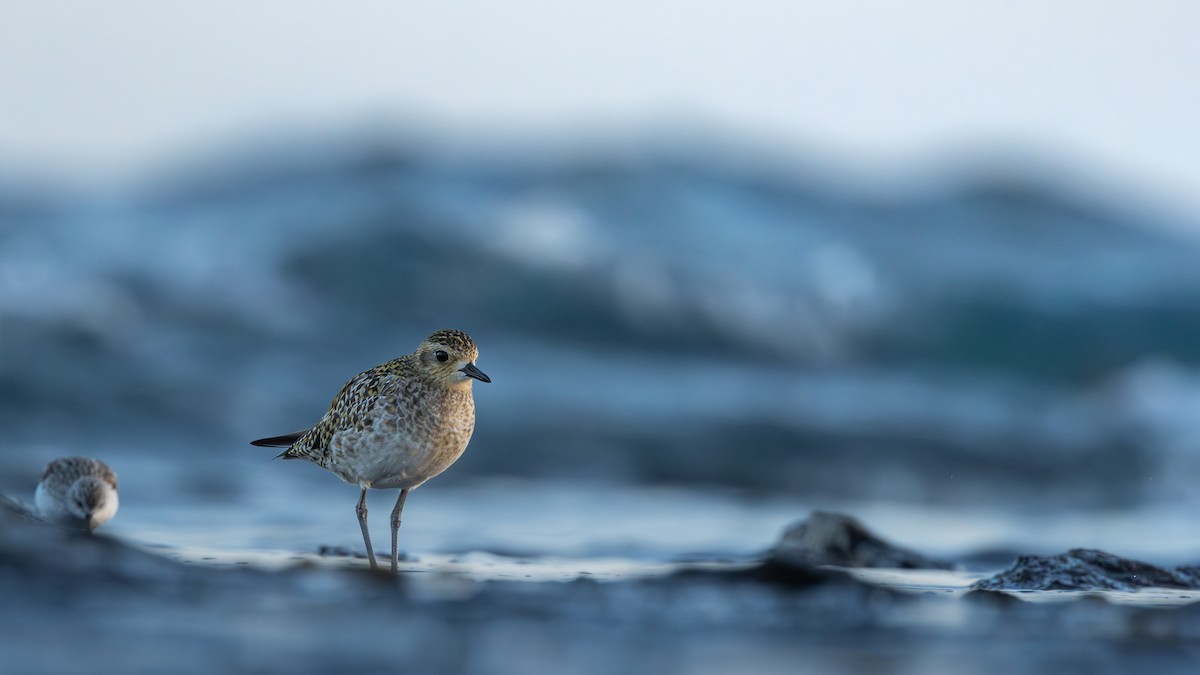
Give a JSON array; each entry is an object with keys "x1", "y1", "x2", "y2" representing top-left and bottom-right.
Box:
[
  {"x1": 390, "y1": 488, "x2": 409, "y2": 574},
  {"x1": 356, "y1": 488, "x2": 377, "y2": 570}
]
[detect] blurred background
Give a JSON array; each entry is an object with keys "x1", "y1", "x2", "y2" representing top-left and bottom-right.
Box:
[{"x1": 4, "y1": 2, "x2": 1200, "y2": 560}]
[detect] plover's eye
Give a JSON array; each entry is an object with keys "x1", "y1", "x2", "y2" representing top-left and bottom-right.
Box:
[{"x1": 435, "y1": 350, "x2": 449, "y2": 362}]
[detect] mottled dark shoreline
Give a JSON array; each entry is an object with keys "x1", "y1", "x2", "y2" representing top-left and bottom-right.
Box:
[{"x1": 5, "y1": 502, "x2": 1200, "y2": 675}]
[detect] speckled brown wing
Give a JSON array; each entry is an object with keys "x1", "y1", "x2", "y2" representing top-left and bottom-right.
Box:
[
  {"x1": 41, "y1": 456, "x2": 118, "y2": 492},
  {"x1": 274, "y1": 357, "x2": 416, "y2": 468}
]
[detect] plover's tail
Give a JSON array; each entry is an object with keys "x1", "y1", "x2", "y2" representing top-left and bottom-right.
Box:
[{"x1": 250, "y1": 430, "x2": 309, "y2": 449}]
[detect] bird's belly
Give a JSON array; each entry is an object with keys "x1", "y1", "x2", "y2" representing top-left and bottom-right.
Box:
[
  {"x1": 34, "y1": 483, "x2": 66, "y2": 521},
  {"x1": 369, "y1": 442, "x2": 469, "y2": 490},
  {"x1": 328, "y1": 428, "x2": 472, "y2": 490}
]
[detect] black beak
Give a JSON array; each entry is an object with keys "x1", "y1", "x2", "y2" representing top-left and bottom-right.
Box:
[{"x1": 460, "y1": 362, "x2": 491, "y2": 383}]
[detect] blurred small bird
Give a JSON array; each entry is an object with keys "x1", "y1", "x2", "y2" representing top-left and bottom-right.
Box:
[
  {"x1": 251, "y1": 329, "x2": 490, "y2": 572},
  {"x1": 35, "y1": 456, "x2": 120, "y2": 532}
]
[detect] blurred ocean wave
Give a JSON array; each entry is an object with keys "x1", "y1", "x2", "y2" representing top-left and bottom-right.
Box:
[{"x1": 3, "y1": 132, "x2": 1200, "y2": 508}]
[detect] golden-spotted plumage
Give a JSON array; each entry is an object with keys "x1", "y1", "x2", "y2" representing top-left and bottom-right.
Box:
[{"x1": 252, "y1": 329, "x2": 490, "y2": 572}]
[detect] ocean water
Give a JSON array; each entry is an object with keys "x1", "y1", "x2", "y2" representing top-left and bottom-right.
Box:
[
  {"x1": 5, "y1": 135, "x2": 1200, "y2": 512},
  {"x1": 5, "y1": 134, "x2": 1200, "y2": 674}
]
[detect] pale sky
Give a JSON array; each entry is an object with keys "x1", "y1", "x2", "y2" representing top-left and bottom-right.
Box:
[{"x1": 2, "y1": 1, "x2": 1199, "y2": 217}]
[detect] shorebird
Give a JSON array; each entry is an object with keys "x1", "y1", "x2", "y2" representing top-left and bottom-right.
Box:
[
  {"x1": 252, "y1": 329, "x2": 490, "y2": 572},
  {"x1": 35, "y1": 456, "x2": 119, "y2": 532}
]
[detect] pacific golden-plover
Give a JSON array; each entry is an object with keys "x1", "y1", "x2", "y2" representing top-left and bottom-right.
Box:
[
  {"x1": 35, "y1": 456, "x2": 119, "y2": 532},
  {"x1": 252, "y1": 329, "x2": 490, "y2": 572}
]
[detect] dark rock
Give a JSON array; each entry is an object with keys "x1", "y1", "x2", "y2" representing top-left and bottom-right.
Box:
[
  {"x1": 971, "y1": 548, "x2": 1200, "y2": 592},
  {"x1": 317, "y1": 545, "x2": 359, "y2": 558},
  {"x1": 1177, "y1": 565, "x2": 1200, "y2": 578},
  {"x1": 769, "y1": 511, "x2": 955, "y2": 569},
  {"x1": 962, "y1": 589, "x2": 1024, "y2": 606},
  {"x1": 745, "y1": 557, "x2": 847, "y2": 587},
  {"x1": 671, "y1": 557, "x2": 850, "y2": 590}
]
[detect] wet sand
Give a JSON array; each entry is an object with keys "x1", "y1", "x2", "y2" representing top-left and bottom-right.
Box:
[{"x1": 5, "y1": 499, "x2": 1200, "y2": 675}]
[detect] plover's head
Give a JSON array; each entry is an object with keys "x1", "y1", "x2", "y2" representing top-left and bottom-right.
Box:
[
  {"x1": 66, "y1": 476, "x2": 119, "y2": 532},
  {"x1": 417, "y1": 329, "x2": 490, "y2": 387}
]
